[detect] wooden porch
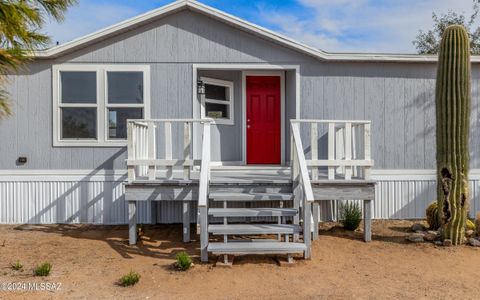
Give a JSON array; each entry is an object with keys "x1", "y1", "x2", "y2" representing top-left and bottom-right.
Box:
[{"x1": 124, "y1": 119, "x2": 375, "y2": 263}]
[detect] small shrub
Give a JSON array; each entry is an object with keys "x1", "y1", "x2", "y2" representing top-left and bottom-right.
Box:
[
  {"x1": 175, "y1": 251, "x2": 192, "y2": 271},
  {"x1": 34, "y1": 262, "x2": 52, "y2": 276},
  {"x1": 466, "y1": 219, "x2": 476, "y2": 231},
  {"x1": 340, "y1": 202, "x2": 362, "y2": 231},
  {"x1": 11, "y1": 260, "x2": 23, "y2": 271},
  {"x1": 119, "y1": 271, "x2": 140, "y2": 287},
  {"x1": 426, "y1": 202, "x2": 441, "y2": 230},
  {"x1": 476, "y1": 212, "x2": 480, "y2": 236}
]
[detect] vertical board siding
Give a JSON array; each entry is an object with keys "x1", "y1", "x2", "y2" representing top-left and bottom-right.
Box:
[
  {"x1": 0, "y1": 179, "x2": 149, "y2": 225},
  {"x1": 1, "y1": 175, "x2": 480, "y2": 224}
]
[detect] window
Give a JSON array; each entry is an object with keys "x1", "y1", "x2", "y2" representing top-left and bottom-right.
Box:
[
  {"x1": 53, "y1": 65, "x2": 150, "y2": 146},
  {"x1": 200, "y1": 77, "x2": 234, "y2": 125}
]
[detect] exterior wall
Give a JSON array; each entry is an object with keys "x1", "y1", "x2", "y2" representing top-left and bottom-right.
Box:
[{"x1": 1, "y1": 8, "x2": 480, "y2": 224}]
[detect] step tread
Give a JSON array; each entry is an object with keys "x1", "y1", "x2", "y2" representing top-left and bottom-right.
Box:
[
  {"x1": 208, "y1": 224, "x2": 301, "y2": 235},
  {"x1": 209, "y1": 192, "x2": 294, "y2": 201},
  {"x1": 208, "y1": 208, "x2": 298, "y2": 217},
  {"x1": 208, "y1": 241, "x2": 306, "y2": 254}
]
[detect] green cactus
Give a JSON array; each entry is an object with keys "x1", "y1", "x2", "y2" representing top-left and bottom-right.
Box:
[
  {"x1": 426, "y1": 202, "x2": 441, "y2": 230},
  {"x1": 435, "y1": 25, "x2": 471, "y2": 245}
]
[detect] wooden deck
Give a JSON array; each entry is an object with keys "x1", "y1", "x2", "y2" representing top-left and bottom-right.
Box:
[{"x1": 125, "y1": 119, "x2": 375, "y2": 263}]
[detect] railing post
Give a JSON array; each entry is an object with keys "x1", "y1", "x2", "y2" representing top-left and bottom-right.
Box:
[
  {"x1": 327, "y1": 122, "x2": 335, "y2": 179},
  {"x1": 310, "y1": 122, "x2": 318, "y2": 180},
  {"x1": 364, "y1": 123, "x2": 371, "y2": 180},
  {"x1": 184, "y1": 122, "x2": 191, "y2": 180},
  {"x1": 199, "y1": 121, "x2": 211, "y2": 263},
  {"x1": 147, "y1": 121, "x2": 156, "y2": 180},
  {"x1": 164, "y1": 122, "x2": 173, "y2": 179},
  {"x1": 328, "y1": 122, "x2": 336, "y2": 220},
  {"x1": 303, "y1": 194, "x2": 311, "y2": 259},
  {"x1": 345, "y1": 122, "x2": 352, "y2": 180},
  {"x1": 127, "y1": 121, "x2": 136, "y2": 182}
]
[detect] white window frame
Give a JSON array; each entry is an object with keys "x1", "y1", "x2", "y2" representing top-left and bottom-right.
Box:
[
  {"x1": 53, "y1": 64, "x2": 150, "y2": 147},
  {"x1": 200, "y1": 77, "x2": 234, "y2": 125}
]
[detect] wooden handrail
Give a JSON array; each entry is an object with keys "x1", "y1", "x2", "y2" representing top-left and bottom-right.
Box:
[
  {"x1": 291, "y1": 122, "x2": 314, "y2": 260},
  {"x1": 128, "y1": 118, "x2": 213, "y2": 123},
  {"x1": 291, "y1": 123, "x2": 314, "y2": 203},
  {"x1": 291, "y1": 119, "x2": 371, "y2": 125},
  {"x1": 198, "y1": 122, "x2": 211, "y2": 207},
  {"x1": 198, "y1": 121, "x2": 211, "y2": 263}
]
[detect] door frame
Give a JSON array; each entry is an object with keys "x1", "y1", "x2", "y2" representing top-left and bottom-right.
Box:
[
  {"x1": 242, "y1": 70, "x2": 285, "y2": 165},
  {"x1": 191, "y1": 64, "x2": 300, "y2": 166}
]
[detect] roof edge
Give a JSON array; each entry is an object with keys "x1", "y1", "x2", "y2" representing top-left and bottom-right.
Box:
[{"x1": 34, "y1": 0, "x2": 480, "y2": 63}]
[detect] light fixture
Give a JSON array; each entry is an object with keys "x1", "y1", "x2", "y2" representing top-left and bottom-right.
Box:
[{"x1": 197, "y1": 79, "x2": 205, "y2": 95}]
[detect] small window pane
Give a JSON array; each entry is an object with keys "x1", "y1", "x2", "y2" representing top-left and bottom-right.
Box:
[
  {"x1": 205, "y1": 84, "x2": 228, "y2": 101},
  {"x1": 61, "y1": 108, "x2": 97, "y2": 139},
  {"x1": 108, "y1": 108, "x2": 143, "y2": 139},
  {"x1": 61, "y1": 71, "x2": 96, "y2": 103},
  {"x1": 108, "y1": 72, "x2": 144, "y2": 104},
  {"x1": 205, "y1": 103, "x2": 229, "y2": 119}
]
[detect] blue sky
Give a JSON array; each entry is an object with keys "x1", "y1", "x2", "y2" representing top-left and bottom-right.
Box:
[{"x1": 44, "y1": 0, "x2": 480, "y2": 53}]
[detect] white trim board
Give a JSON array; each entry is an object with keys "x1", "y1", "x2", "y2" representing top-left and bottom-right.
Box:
[
  {"x1": 52, "y1": 64, "x2": 151, "y2": 147},
  {"x1": 199, "y1": 76, "x2": 235, "y2": 125},
  {"x1": 192, "y1": 64, "x2": 300, "y2": 163},
  {"x1": 32, "y1": 1, "x2": 479, "y2": 63},
  {"x1": 242, "y1": 70, "x2": 286, "y2": 165},
  {"x1": 1, "y1": 169, "x2": 479, "y2": 181}
]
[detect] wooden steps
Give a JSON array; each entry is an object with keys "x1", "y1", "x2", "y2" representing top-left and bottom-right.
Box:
[
  {"x1": 209, "y1": 191, "x2": 294, "y2": 201},
  {"x1": 208, "y1": 208, "x2": 297, "y2": 217},
  {"x1": 208, "y1": 242, "x2": 306, "y2": 255},
  {"x1": 203, "y1": 173, "x2": 305, "y2": 262},
  {"x1": 208, "y1": 224, "x2": 301, "y2": 235}
]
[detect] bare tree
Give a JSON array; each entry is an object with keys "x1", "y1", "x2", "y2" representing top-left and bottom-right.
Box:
[{"x1": 413, "y1": 1, "x2": 480, "y2": 54}]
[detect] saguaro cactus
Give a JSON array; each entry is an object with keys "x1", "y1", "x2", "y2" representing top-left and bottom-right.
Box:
[{"x1": 435, "y1": 25, "x2": 471, "y2": 245}]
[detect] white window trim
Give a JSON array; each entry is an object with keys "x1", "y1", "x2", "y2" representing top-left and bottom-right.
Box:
[
  {"x1": 53, "y1": 64, "x2": 150, "y2": 147},
  {"x1": 200, "y1": 76, "x2": 234, "y2": 125}
]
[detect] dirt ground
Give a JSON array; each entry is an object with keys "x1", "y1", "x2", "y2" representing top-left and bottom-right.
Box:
[{"x1": 0, "y1": 220, "x2": 479, "y2": 300}]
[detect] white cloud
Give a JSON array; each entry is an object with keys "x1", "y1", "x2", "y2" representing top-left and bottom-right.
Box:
[
  {"x1": 43, "y1": 1, "x2": 142, "y2": 46},
  {"x1": 261, "y1": 0, "x2": 480, "y2": 53}
]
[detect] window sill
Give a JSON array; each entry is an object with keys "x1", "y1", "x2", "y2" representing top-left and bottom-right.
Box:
[
  {"x1": 53, "y1": 140, "x2": 128, "y2": 147},
  {"x1": 210, "y1": 119, "x2": 234, "y2": 126}
]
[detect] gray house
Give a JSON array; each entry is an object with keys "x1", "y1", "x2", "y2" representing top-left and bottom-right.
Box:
[{"x1": 0, "y1": 0, "x2": 479, "y2": 261}]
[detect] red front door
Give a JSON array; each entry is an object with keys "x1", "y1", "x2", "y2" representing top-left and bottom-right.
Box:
[{"x1": 246, "y1": 76, "x2": 281, "y2": 164}]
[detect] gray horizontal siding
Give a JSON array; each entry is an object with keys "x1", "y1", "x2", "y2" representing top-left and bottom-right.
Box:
[{"x1": 0, "y1": 7, "x2": 479, "y2": 172}]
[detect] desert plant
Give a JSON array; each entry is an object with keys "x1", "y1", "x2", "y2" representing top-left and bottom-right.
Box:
[
  {"x1": 340, "y1": 202, "x2": 362, "y2": 231},
  {"x1": 0, "y1": 0, "x2": 77, "y2": 119},
  {"x1": 11, "y1": 260, "x2": 23, "y2": 271},
  {"x1": 475, "y1": 212, "x2": 480, "y2": 236},
  {"x1": 34, "y1": 262, "x2": 51, "y2": 276},
  {"x1": 175, "y1": 251, "x2": 192, "y2": 271},
  {"x1": 426, "y1": 202, "x2": 441, "y2": 230},
  {"x1": 466, "y1": 219, "x2": 476, "y2": 231},
  {"x1": 119, "y1": 271, "x2": 140, "y2": 287},
  {"x1": 435, "y1": 25, "x2": 471, "y2": 245}
]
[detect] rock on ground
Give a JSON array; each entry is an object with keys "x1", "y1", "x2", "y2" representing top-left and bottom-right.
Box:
[
  {"x1": 411, "y1": 223, "x2": 427, "y2": 232},
  {"x1": 406, "y1": 233, "x2": 425, "y2": 243},
  {"x1": 468, "y1": 238, "x2": 480, "y2": 247}
]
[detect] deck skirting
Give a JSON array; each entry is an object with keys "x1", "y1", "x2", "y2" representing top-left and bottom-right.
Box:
[{"x1": 1, "y1": 170, "x2": 480, "y2": 224}]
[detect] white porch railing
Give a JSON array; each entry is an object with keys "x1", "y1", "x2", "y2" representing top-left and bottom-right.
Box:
[
  {"x1": 291, "y1": 119, "x2": 374, "y2": 224},
  {"x1": 291, "y1": 120, "x2": 373, "y2": 181},
  {"x1": 126, "y1": 119, "x2": 212, "y2": 182}
]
